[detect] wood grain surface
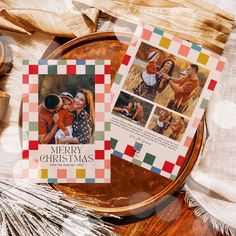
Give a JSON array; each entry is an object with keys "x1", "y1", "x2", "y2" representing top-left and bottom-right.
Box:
[{"x1": 108, "y1": 192, "x2": 223, "y2": 236}]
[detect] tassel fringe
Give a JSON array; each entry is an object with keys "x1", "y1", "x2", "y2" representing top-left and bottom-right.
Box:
[{"x1": 184, "y1": 187, "x2": 236, "y2": 236}]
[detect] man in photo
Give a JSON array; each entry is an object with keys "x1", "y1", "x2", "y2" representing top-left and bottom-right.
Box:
[
  {"x1": 169, "y1": 117, "x2": 186, "y2": 141},
  {"x1": 153, "y1": 110, "x2": 172, "y2": 134},
  {"x1": 113, "y1": 101, "x2": 133, "y2": 117},
  {"x1": 55, "y1": 92, "x2": 74, "y2": 143},
  {"x1": 132, "y1": 101, "x2": 144, "y2": 123},
  {"x1": 38, "y1": 94, "x2": 62, "y2": 144},
  {"x1": 166, "y1": 64, "x2": 199, "y2": 113}
]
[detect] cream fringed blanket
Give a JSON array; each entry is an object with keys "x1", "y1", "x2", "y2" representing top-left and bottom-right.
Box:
[{"x1": 184, "y1": 3, "x2": 236, "y2": 236}]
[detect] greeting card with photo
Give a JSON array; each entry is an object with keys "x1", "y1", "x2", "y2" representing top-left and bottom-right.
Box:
[
  {"x1": 22, "y1": 60, "x2": 111, "y2": 183},
  {"x1": 111, "y1": 24, "x2": 226, "y2": 180}
]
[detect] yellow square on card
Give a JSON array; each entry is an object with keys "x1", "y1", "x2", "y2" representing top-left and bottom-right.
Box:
[
  {"x1": 159, "y1": 37, "x2": 171, "y2": 49},
  {"x1": 76, "y1": 169, "x2": 86, "y2": 178},
  {"x1": 197, "y1": 53, "x2": 209, "y2": 65},
  {"x1": 39, "y1": 169, "x2": 48, "y2": 179}
]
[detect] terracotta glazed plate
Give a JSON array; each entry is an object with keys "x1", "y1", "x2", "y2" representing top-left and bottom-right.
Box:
[{"x1": 42, "y1": 32, "x2": 204, "y2": 217}]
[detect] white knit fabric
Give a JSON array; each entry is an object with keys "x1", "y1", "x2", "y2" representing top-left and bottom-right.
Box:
[{"x1": 184, "y1": 1, "x2": 236, "y2": 235}]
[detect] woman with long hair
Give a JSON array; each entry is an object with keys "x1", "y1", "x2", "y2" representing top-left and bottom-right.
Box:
[
  {"x1": 134, "y1": 53, "x2": 175, "y2": 101},
  {"x1": 147, "y1": 58, "x2": 175, "y2": 101},
  {"x1": 58, "y1": 89, "x2": 95, "y2": 144}
]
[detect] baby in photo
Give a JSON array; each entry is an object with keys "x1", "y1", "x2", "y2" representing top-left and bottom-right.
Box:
[{"x1": 55, "y1": 92, "x2": 74, "y2": 142}]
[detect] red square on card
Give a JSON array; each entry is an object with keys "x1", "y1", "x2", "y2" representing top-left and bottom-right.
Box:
[
  {"x1": 29, "y1": 65, "x2": 38, "y2": 74},
  {"x1": 122, "y1": 55, "x2": 131, "y2": 66},
  {"x1": 67, "y1": 65, "x2": 76, "y2": 74},
  {"x1": 22, "y1": 150, "x2": 29, "y2": 159},
  {"x1": 124, "y1": 145, "x2": 136, "y2": 158},
  {"x1": 95, "y1": 75, "x2": 105, "y2": 84},
  {"x1": 104, "y1": 140, "x2": 110, "y2": 150},
  {"x1": 176, "y1": 155, "x2": 185, "y2": 166},
  {"x1": 208, "y1": 79, "x2": 217, "y2": 91},
  {"x1": 29, "y1": 141, "x2": 38, "y2": 150},
  {"x1": 162, "y1": 161, "x2": 175, "y2": 173},
  {"x1": 22, "y1": 75, "x2": 29, "y2": 84},
  {"x1": 104, "y1": 65, "x2": 111, "y2": 74},
  {"x1": 95, "y1": 150, "x2": 105, "y2": 160}
]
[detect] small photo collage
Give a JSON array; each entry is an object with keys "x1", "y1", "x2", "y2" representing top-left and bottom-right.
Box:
[{"x1": 112, "y1": 41, "x2": 209, "y2": 142}]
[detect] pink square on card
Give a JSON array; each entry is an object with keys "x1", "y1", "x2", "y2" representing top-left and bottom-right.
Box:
[
  {"x1": 105, "y1": 84, "x2": 110, "y2": 93},
  {"x1": 57, "y1": 169, "x2": 67, "y2": 178},
  {"x1": 67, "y1": 179, "x2": 76, "y2": 183},
  {"x1": 105, "y1": 159, "x2": 111, "y2": 169},
  {"x1": 29, "y1": 160, "x2": 38, "y2": 169},
  {"x1": 173, "y1": 36, "x2": 183, "y2": 43},
  {"x1": 184, "y1": 137, "x2": 192, "y2": 147},
  {"x1": 23, "y1": 112, "x2": 29, "y2": 122},
  {"x1": 29, "y1": 84, "x2": 38, "y2": 93},
  {"x1": 216, "y1": 61, "x2": 225, "y2": 72},
  {"x1": 192, "y1": 118, "x2": 201, "y2": 128},
  {"x1": 29, "y1": 103, "x2": 38, "y2": 112},
  {"x1": 23, "y1": 94, "x2": 29, "y2": 103},
  {"x1": 96, "y1": 112, "x2": 105, "y2": 121},
  {"x1": 178, "y1": 45, "x2": 190, "y2": 57},
  {"x1": 105, "y1": 103, "x2": 110, "y2": 112},
  {"x1": 95, "y1": 169, "x2": 105, "y2": 178},
  {"x1": 96, "y1": 93, "x2": 104, "y2": 103},
  {"x1": 210, "y1": 52, "x2": 221, "y2": 60}
]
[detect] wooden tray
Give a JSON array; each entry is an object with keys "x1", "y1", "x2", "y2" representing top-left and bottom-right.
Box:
[{"x1": 41, "y1": 32, "x2": 204, "y2": 217}]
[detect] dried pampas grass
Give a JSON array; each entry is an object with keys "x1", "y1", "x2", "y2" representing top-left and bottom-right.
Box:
[
  {"x1": 0, "y1": 179, "x2": 117, "y2": 236},
  {"x1": 0, "y1": 0, "x2": 99, "y2": 38},
  {"x1": 76, "y1": 0, "x2": 235, "y2": 54}
]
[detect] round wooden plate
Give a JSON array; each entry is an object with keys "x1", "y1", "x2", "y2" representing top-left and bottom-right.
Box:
[{"x1": 42, "y1": 32, "x2": 204, "y2": 217}]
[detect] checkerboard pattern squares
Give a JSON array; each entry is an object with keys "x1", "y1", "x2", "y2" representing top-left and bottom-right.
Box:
[
  {"x1": 111, "y1": 24, "x2": 226, "y2": 180},
  {"x1": 22, "y1": 60, "x2": 111, "y2": 183}
]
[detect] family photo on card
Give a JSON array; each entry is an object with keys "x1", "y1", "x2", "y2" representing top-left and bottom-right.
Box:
[
  {"x1": 111, "y1": 25, "x2": 224, "y2": 180},
  {"x1": 22, "y1": 60, "x2": 111, "y2": 183},
  {"x1": 38, "y1": 74, "x2": 95, "y2": 145}
]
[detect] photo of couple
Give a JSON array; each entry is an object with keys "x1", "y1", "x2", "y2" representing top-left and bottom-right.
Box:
[
  {"x1": 112, "y1": 91, "x2": 153, "y2": 127},
  {"x1": 123, "y1": 42, "x2": 210, "y2": 117},
  {"x1": 38, "y1": 75, "x2": 95, "y2": 145},
  {"x1": 148, "y1": 107, "x2": 189, "y2": 142}
]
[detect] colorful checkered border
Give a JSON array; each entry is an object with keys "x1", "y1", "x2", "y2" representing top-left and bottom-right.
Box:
[
  {"x1": 111, "y1": 24, "x2": 226, "y2": 180},
  {"x1": 22, "y1": 60, "x2": 111, "y2": 183}
]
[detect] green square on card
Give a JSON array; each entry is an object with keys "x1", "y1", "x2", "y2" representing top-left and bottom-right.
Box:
[
  {"x1": 132, "y1": 159, "x2": 142, "y2": 166},
  {"x1": 58, "y1": 60, "x2": 67, "y2": 65},
  {"x1": 23, "y1": 60, "x2": 29, "y2": 65},
  {"x1": 48, "y1": 65, "x2": 57, "y2": 74},
  {"x1": 95, "y1": 60, "x2": 105, "y2": 65},
  {"x1": 114, "y1": 74, "x2": 123, "y2": 85},
  {"x1": 143, "y1": 153, "x2": 156, "y2": 165},
  {"x1": 86, "y1": 65, "x2": 95, "y2": 74},
  {"x1": 111, "y1": 138, "x2": 118, "y2": 149},
  {"x1": 104, "y1": 122, "x2": 111, "y2": 131},
  {"x1": 29, "y1": 122, "x2": 38, "y2": 131},
  {"x1": 94, "y1": 131, "x2": 105, "y2": 140},
  {"x1": 200, "y1": 98, "x2": 209, "y2": 110}
]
